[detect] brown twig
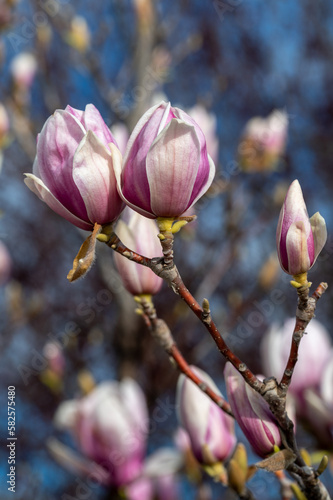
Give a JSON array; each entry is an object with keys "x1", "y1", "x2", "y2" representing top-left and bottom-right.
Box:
[
  {"x1": 106, "y1": 232, "x2": 264, "y2": 394},
  {"x1": 138, "y1": 297, "x2": 234, "y2": 417}
]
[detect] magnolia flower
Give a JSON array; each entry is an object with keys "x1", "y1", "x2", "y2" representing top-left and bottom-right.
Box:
[
  {"x1": 25, "y1": 104, "x2": 124, "y2": 230},
  {"x1": 113, "y1": 207, "x2": 163, "y2": 296},
  {"x1": 114, "y1": 101, "x2": 215, "y2": 219},
  {"x1": 224, "y1": 363, "x2": 281, "y2": 458},
  {"x1": 238, "y1": 110, "x2": 288, "y2": 172},
  {"x1": 261, "y1": 318, "x2": 331, "y2": 400},
  {"x1": 10, "y1": 52, "x2": 38, "y2": 88},
  {"x1": 54, "y1": 379, "x2": 148, "y2": 487},
  {"x1": 176, "y1": 366, "x2": 236, "y2": 465},
  {"x1": 276, "y1": 179, "x2": 327, "y2": 276}
]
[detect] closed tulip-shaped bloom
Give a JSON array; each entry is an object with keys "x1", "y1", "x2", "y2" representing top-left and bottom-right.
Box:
[
  {"x1": 177, "y1": 366, "x2": 236, "y2": 465},
  {"x1": 114, "y1": 101, "x2": 216, "y2": 219},
  {"x1": 276, "y1": 179, "x2": 327, "y2": 276},
  {"x1": 261, "y1": 318, "x2": 331, "y2": 399},
  {"x1": 25, "y1": 104, "x2": 124, "y2": 230},
  {"x1": 224, "y1": 363, "x2": 281, "y2": 458},
  {"x1": 113, "y1": 208, "x2": 163, "y2": 296},
  {"x1": 54, "y1": 379, "x2": 148, "y2": 486}
]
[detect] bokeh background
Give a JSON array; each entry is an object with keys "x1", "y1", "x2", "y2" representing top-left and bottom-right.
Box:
[{"x1": 0, "y1": 0, "x2": 333, "y2": 498}]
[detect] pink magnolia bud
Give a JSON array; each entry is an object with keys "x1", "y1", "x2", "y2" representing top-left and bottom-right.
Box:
[
  {"x1": 10, "y1": 52, "x2": 38, "y2": 88},
  {"x1": 114, "y1": 101, "x2": 216, "y2": 219},
  {"x1": 25, "y1": 104, "x2": 124, "y2": 230},
  {"x1": 224, "y1": 363, "x2": 281, "y2": 458},
  {"x1": 54, "y1": 379, "x2": 148, "y2": 487},
  {"x1": 261, "y1": 318, "x2": 331, "y2": 400},
  {"x1": 176, "y1": 366, "x2": 236, "y2": 465},
  {"x1": 276, "y1": 179, "x2": 327, "y2": 276},
  {"x1": 113, "y1": 207, "x2": 163, "y2": 296}
]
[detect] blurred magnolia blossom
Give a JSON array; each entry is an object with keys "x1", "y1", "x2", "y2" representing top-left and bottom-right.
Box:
[
  {"x1": 0, "y1": 103, "x2": 10, "y2": 145},
  {"x1": 261, "y1": 318, "x2": 332, "y2": 405},
  {"x1": 0, "y1": 0, "x2": 19, "y2": 31},
  {"x1": 238, "y1": 109, "x2": 288, "y2": 172},
  {"x1": 10, "y1": 52, "x2": 38, "y2": 88},
  {"x1": 52, "y1": 380, "x2": 183, "y2": 499},
  {"x1": 174, "y1": 427, "x2": 202, "y2": 481},
  {"x1": 224, "y1": 363, "x2": 281, "y2": 458},
  {"x1": 188, "y1": 104, "x2": 219, "y2": 165},
  {"x1": 0, "y1": 241, "x2": 12, "y2": 285},
  {"x1": 54, "y1": 379, "x2": 149, "y2": 487},
  {"x1": 0, "y1": 103, "x2": 10, "y2": 171},
  {"x1": 43, "y1": 341, "x2": 65, "y2": 377},
  {"x1": 113, "y1": 207, "x2": 163, "y2": 296},
  {"x1": 177, "y1": 366, "x2": 236, "y2": 467},
  {"x1": 65, "y1": 16, "x2": 91, "y2": 53},
  {"x1": 124, "y1": 448, "x2": 183, "y2": 500},
  {"x1": 303, "y1": 353, "x2": 333, "y2": 446},
  {"x1": 111, "y1": 122, "x2": 130, "y2": 155}
]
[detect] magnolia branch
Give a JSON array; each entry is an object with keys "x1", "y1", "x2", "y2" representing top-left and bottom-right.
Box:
[
  {"x1": 106, "y1": 232, "x2": 331, "y2": 500},
  {"x1": 138, "y1": 296, "x2": 234, "y2": 417},
  {"x1": 279, "y1": 282, "x2": 328, "y2": 395},
  {"x1": 106, "y1": 232, "x2": 264, "y2": 395}
]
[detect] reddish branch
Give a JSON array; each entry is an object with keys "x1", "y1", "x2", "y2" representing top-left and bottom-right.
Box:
[
  {"x1": 107, "y1": 232, "x2": 264, "y2": 394},
  {"x1": 139, "y1": 297, "x2": 234, "y2": 417}
]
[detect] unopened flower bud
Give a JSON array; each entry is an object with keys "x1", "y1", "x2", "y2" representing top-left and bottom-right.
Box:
[
  {"x1": 276, "y1": 179, "x2": 327, "y2": 277},
  {"x1": 25, "y1": 104, "x2": 124, "y2": 230},
  {"x1": 177, "y1": 366, "x2": 236, "y2": 465},
  {"x1": 114, "y1": 101, "x2": 215, "y2": 219},
  {"x1": 224, "y1": 363, "x2": 281, "y2": 458},
  {"x1": 113, "y1": 207, "x2": 163, "y2": 296}
]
